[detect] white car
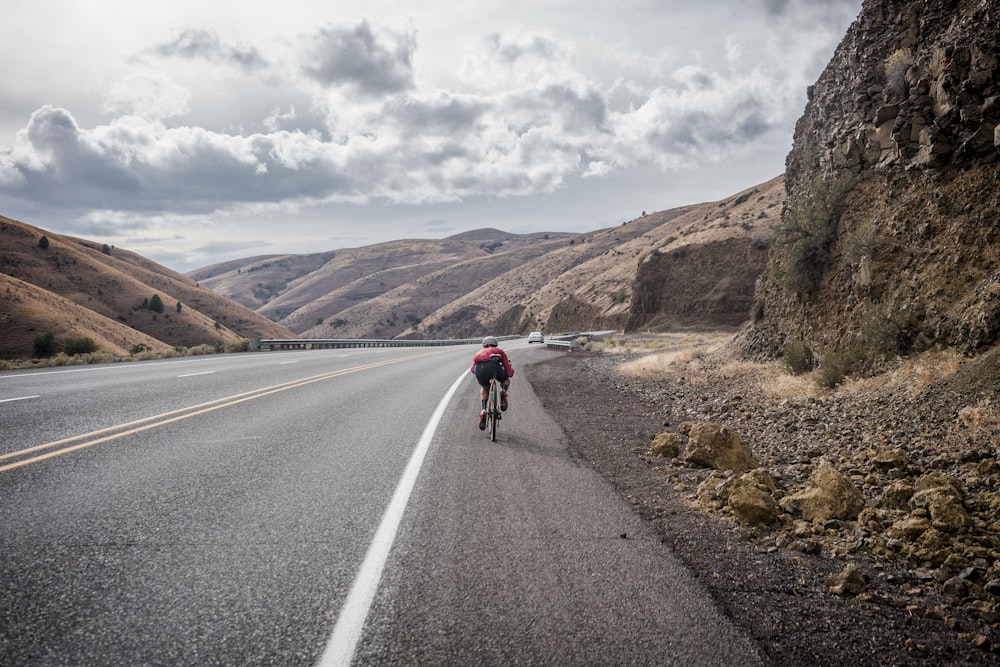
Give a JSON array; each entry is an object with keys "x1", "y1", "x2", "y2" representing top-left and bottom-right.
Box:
[{"x1": 527, "y1": 331, "x2": 544, "y2": 343}]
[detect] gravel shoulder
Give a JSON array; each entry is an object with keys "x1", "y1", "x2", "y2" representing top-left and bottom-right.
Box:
[{"x1": 525, "y1": 340, "x2": 1000, "y2": 666}]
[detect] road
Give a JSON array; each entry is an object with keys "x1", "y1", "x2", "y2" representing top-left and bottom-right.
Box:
[{"x1": 0, "y1": 344, "x2": 761, "y2": 665}]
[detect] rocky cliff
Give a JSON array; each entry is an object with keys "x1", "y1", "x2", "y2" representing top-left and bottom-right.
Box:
[{"x1": 741, "y1": 0, "x2": 1000, "y2": 367}]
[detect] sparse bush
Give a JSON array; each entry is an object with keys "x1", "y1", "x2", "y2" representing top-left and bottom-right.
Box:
[
  {"x1": 815, "y1": 343, "x2": 863, "y2": 390},
  {"x1": 773, "y1": 172, "x2": 856, "y2": 294},
  {"x1": 227, "y1": 338, "x2": 250, "y2": 353},
  {"x1": 782, "y1": 339, "x2": 814, "y2": 375},
  {"x1": 63, "y1": 337, "x2": 98, "y2": 355},
  {"x1": 186, "y1": 344, "x2": 216, "y2": 356},
  {"x1": 858, "y1": 304, "x2": 902, "y2": 361},
  {"x1": 33, "y1": 332, "x2": 58, "y2": 357},
  {"x1": 884, "y1": 48, "x2": 914, "y2": 99}
]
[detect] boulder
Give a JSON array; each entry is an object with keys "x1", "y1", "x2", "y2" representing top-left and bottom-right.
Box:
[
  {"x1": 886, "y1": 516, "x2": 932, "y2": 542},
  {"x1": 651, "y1": 431, "x2": 680, "y2": 458},
  {"x1": 779, "y1": 460, "x2": 865, "y2": 522},
  {"x1": 726, "y1": 470, "x2": 780, "y2": 526},
  {"x1": 682, "y1": 422, "x2": 759, "y2": 472},
  {"x1": 911, "y1": 473, "x2": 971, "y2": 534},
  {"x1": 878, "y1": 480, "x2": 914, "y2": 510}
]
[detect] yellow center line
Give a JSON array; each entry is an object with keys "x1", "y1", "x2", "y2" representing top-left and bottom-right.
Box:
[{"x1": 1, "y1": 351, "x2": 443, "y2": 473}]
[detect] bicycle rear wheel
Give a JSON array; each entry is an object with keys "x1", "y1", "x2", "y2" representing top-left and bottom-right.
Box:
[{"x1": 489, "y1": 381, "x2": 500, "y2": 441}]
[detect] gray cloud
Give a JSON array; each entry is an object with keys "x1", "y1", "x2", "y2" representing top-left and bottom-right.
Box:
[
  {"x1": 301, "y1": 22, "x2": 415, "y2": 96},
  {"x1": 151, "y1": 29, "x2": 268, "y2": 71}
]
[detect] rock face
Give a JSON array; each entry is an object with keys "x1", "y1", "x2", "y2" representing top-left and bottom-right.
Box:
[{"x1": 740, "y1": 0, "x2": 1000, "y2": 363}]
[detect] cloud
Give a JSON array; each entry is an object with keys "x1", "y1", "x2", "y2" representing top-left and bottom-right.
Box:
[
  {"x1": 0, "y1": 8, "x2": 861, "y2": 246},
  {"x1": 150, "y1": 29, "x2": 268, "y2": 71},
  {"x1": 301, "y1": 21, "x2": 415, "y2": 96}
]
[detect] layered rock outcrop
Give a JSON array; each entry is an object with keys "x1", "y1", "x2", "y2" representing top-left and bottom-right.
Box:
[{"x1": 741, "y1": 0, "x2": 1000, "y2": 362}]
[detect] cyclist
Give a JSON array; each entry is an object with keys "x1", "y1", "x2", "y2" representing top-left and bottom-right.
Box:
[{"x1": 471, "y1": 336, "x2": 514, "y2": 430}]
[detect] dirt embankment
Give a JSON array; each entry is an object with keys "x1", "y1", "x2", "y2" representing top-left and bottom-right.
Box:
[{"x1": 527, "y1": 337, "x2": 1000, "y2": 665}]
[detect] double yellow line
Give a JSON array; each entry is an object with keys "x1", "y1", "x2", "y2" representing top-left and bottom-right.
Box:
[{"x1": 1, "y1": 353, "x2": 439, "y2": 473}]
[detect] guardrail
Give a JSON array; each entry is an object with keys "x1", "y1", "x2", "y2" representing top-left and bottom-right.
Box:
[
  {"x1": 249, "y1": 336, "x2": 518, "y2": 351},
  {"x1": 545, "y1": 339, "x2": 580, "y2": 351}
]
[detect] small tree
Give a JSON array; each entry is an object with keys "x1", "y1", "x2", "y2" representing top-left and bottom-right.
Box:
[
  {"x1": 101, "y1": 243, "x2": 111, "y2": 255},
  {"x1": 38, "y1": 235, "x2": 49, "y2": 249},
  {"x1": 149, "y1": 294, "x2": 164, "y2": 313},
  {"x1": 176, "y1": 301, "x2": 182, "y2": 313}
]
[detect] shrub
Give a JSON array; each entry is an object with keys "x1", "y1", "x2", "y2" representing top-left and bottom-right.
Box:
[
  {"x1": 63, "y1": 337, "x2": 98, "y2": 355},
  {"x1": 149, "y1": 294, "x2": 164, "y2": 313},
  {"x1": 815, "y1": 343, "x2": 863, "y2": 390},
  {"x1": 38, "y1": 235, "x2": 50, "y2": 249},
  {"x1": 101, "y1": 243, "x2": 111, "y2": 255},
  {"x1": 33, "y1": 332, "x2": 58, "y2": 357},
  {"x1": 782, "y1": 339, "x2": 814, "y2": 375},
  {"x1": 773, "y1": 172, "x2": 856, "y2": 294}
]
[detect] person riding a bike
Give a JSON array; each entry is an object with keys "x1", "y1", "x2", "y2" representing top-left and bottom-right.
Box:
[{"x1": 471, "y1": 336, "x2": 514, "y2": 430}]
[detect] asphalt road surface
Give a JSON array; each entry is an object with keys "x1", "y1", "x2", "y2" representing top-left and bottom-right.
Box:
[{"x1": 0, "y1": 344, "x2": 761, "y2": 665}]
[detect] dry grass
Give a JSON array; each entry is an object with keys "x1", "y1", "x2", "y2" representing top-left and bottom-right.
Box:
[
  {"x1": 614, "y1": 332, "x2": 732, "y2": 378},
  {"x1": 958, "y1": 398, "x2": 1000, "y2": 439}
]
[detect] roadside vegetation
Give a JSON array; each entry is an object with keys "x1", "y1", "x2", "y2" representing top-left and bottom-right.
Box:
[{"x1": 0, "y1": 335, "x2": 252, "y2": 371}]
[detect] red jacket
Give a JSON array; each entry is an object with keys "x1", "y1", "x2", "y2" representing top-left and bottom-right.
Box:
[{"x1": 471, "y1": 347, "x2": 514, "y2": 377}]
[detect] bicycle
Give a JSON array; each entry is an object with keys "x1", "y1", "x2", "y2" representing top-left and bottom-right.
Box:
[{"x1": 483, "y1": 354, "x2": 504, "y2": 441}]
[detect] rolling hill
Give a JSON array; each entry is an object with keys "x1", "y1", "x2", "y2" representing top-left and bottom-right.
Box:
[
  {"x1": 0, "y1": 215, "x2": 294, "y2": 360},
  {"x1": 192, "y1": 177, "x2": 784, "y2": 340}
]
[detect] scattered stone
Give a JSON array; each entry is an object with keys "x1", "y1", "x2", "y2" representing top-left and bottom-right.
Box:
[
  {"x1": 828, "y1": 564, "x2": 867, "y2": 596},
  {"x1": 788, "y1": 539, "x2": 822, "y2": 555},
  {"x1": 942, "y1": 577, "x2": 969, "y2": 598},
  {"x1": 871, "y1": 446, "x2": 909, "y2": 470},
  {"x1": 651, "y1": 431, "x2": 680, "y2": 458}
]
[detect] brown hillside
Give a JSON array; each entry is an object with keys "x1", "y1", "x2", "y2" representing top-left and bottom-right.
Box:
[
  {"x1": 193, "y1": 252, "x2": 338, "y2": 311},
  {"x1": 410, "y1": 176, "x2": 783, "y2": 338},
  {"x1": 0, "y1": 273, "x2": 170, "y2": 358},
  {"x1": 308, "y1": 234, "x2": 575, "y2": 339},
  {"x1": 0, "y1": 215, "x2": 294, "y2": 359}
]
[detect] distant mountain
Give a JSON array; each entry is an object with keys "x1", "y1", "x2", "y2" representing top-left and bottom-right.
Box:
[
  {"x1": 192, "y1": 177, "x2": 784, "y2": 339},
  {"x1": 0, "y1": 215, "x2": 294, "y2": 360}
]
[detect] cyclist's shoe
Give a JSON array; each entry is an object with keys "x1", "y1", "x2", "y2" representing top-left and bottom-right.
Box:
[
  {"x1": 500, "y1": 391, "x2": 508, "y2": 411},
  {"x1": 478, "y1": 410, "x2": 487, "y2": 430}
]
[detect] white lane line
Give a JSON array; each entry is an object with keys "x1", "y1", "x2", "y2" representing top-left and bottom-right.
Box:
[
  {"x1": 317, "y1": 370, "x2": 467, "y2": 667},
  {"x1": 178, "y1": 371, "x2": 216, "y2": 378},
  {"x1": 279, "y1": 360, "x2": 302, "y2": 365},
  {"x1": 0, "y1": 395, "x2": 40, "y2": 404}
]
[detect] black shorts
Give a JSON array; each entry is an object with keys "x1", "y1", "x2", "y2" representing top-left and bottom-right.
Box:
[{"x1": 474, "y1": 359, "x2": 508, "y2": 388}]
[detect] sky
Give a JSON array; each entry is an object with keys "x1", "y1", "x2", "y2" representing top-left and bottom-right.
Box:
[{"x1": 0, "y1": 0, "x2": 862, "y2": 273}]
